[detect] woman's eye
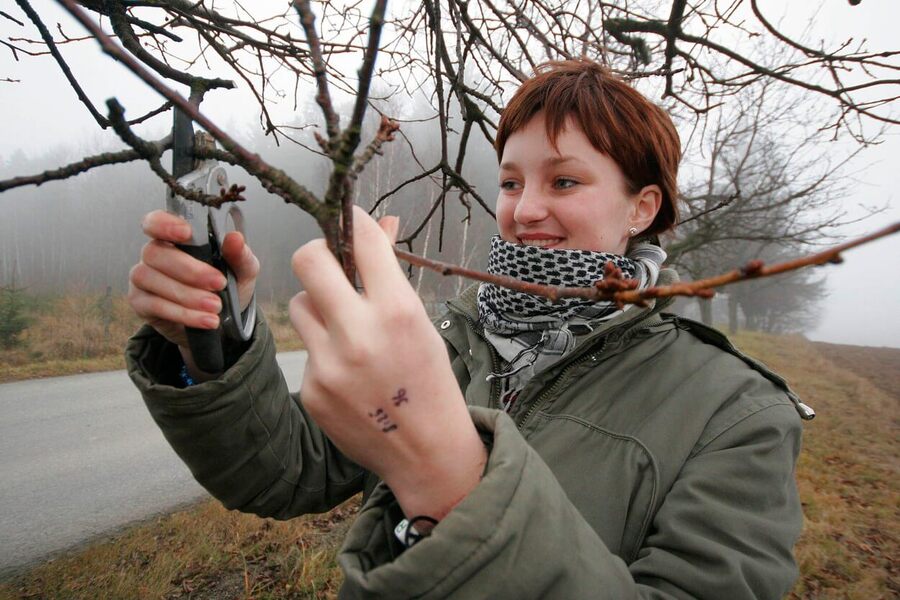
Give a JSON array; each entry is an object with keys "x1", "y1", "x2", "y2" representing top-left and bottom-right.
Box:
[
  {"x1": 554, "y1": 178, "x2": 578, "y2": 190},
  {"x1": 500, "y1": 180, "x2": 520, "y2": 191}
]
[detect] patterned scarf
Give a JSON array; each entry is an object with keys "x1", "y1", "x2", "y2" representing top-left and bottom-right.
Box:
[{"x1": 477, "y1": 236, "x2": 666, "y2": 409}]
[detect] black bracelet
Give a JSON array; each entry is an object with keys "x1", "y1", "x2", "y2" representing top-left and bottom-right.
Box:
[{"x1": 404, "y1": 515, "x2": 439, "y2": 547}]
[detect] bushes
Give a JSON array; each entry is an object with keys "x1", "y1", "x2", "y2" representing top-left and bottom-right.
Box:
[{"x1": 0, "y1": 281, "x2": 30, "y2": 349}]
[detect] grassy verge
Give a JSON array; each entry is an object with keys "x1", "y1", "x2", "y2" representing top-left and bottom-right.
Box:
[
  {"x1": 0, "y1": 499, "x2": 359, "y2": 600},
  {"x1": 732, "y1": 332, "x2": 899, "y2": 599},
  {"x1": 1, "y1": 330, "x2": 896, "y2": 599},
  {"x1": 0, "y1": 295, "x2": 302, "y2": 383}
]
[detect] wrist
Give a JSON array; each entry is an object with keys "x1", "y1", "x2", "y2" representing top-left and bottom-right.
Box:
[{"x1": 384, "y1": 423, "x2": 488, "y2": 523}]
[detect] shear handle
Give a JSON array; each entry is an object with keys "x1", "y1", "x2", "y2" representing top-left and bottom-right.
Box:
[{"x1": 209, "y1": 205, "x2": 256, "y2": 343}]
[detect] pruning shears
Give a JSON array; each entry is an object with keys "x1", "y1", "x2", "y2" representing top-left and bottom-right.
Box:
[{"x1": 166, "y1": 108, "x2": 256, "y2": 373}]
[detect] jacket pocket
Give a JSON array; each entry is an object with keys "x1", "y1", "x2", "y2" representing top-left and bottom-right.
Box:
[{"x1": 527, "y1": 412, "x2": 659, "y2": 562}]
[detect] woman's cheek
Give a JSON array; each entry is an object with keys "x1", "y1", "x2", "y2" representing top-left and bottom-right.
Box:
[{"x1": 495, "y1": 195, "x2": 519, "y2": 242}]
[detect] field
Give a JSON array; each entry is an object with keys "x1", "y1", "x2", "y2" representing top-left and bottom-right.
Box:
[{"x1": 0, "y1": 302, "x2": 897, "y2": 598}]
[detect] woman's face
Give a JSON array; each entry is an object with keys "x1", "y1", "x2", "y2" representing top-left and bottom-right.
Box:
[{"x1": 496, "y1": 112, "x2": 660, "y2": 255}]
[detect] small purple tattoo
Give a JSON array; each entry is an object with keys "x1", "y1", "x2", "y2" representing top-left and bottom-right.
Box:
[
  {"x1": 392, "y1": 388, "x2": 409, "y2": 407},
  {"x1": 368, "y1": 408, "x2": 398, "y2": 433}
]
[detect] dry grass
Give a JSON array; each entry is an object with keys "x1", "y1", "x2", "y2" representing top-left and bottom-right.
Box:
[
  {"x1": 0, "y1": 294, "x2": 302, "y2": 383},
  {"x1": 732, "y1": 332, "x2": 899, "y2": 599},
  {"x1": 0, "y1": 328, "x2": 896, "y2": 599},
  {"x1": 0, "y1": 499, "x2": 359, "y2": 600}
]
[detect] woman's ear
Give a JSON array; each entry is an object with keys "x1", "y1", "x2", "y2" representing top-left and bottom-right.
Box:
[{"x1": 629, "y1": 184, "x2": 662, "y2": 236}]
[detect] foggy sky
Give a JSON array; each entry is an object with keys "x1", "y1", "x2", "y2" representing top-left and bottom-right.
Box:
[{"x1": 1, "y1": 1, "x2": 897, "y2": 348}]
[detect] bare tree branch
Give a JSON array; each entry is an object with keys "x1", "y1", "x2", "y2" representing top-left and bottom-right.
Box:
[
  {"x1": 396, "y1": 221, "x2": 900, "y2": 305},
  {"x1": 0, "y1": 140, "x2": 168, "y2": 192}
]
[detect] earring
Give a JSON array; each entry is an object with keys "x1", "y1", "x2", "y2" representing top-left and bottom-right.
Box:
[{"x1": 628, "y1": 227, "x2": 638, "y2": 237}]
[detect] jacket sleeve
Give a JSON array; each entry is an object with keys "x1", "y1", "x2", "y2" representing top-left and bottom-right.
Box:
[
  {"x1": 337, "y1": 404, "x2": 802, "y2": 600},
  {"x1": 125, "y1": 309, "x2": 366, "y2": 518}
]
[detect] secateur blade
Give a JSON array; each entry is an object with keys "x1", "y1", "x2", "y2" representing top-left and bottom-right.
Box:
[{"x1": 205, "y1": 167, "x2": 256, "y2": 342}]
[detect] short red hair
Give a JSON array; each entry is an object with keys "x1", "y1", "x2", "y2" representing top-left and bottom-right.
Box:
[{"x1": 495, "y1": 59, "x2": 681, "y2": 237}]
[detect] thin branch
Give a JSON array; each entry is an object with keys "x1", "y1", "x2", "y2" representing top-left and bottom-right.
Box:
[
  {"x1": 56, "y1": 0, "x2": 326, "y2": 222},
  {"x1": 293, "y1": 0, "x2": 341, "y2": 143},
  {"x1": 15, "y1": 0, "x2": 109, "y2": 128},
  {"x1": 677, "y1": 190, "x2": 740, "y2": 226},
  {"x1": 351, "y1": 114, "x2": 401, "y2": 179},
  {"x1": 1, "y1": 9, "x2": 24, "y2": 26},
  {"x1": 0, "y1": 139, "x2": 169, "y2": 192},
  {"x1": 106, "y1": 98, "x2": 242, "y2": 208},
  {"x1": 395, "y1": 222, "x2": 900, "y2": 305}
]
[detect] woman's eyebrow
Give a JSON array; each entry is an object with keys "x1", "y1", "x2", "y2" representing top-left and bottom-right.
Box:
[
  {"x1": 543, "y1": 155, "x2": 585, "y2": 167},
  {"x1": 500, "y1": 156, "x2": 585, "y2": 171}
]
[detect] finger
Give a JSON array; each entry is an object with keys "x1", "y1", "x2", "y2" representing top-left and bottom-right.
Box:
[
  {"x1": 128, "y1": 285, "x2": 219, "y2": 329},
  {"x1": 130, "y1": 263, "x2": 222, "y2": 314},
  {"x1": 142, "y1": 240, "x2": 227, "y2": 292},
  {"x1": 288, "y1": 291, "x2": 329, "y2": 351},
  {"x1": 377, "y1": 215, "x2": 400, "y2": 244},
  {"x1": 141, "y1": 210, "x2": 193, "y2": 243},
  {"x1": 221, "y1": 231, "x2": 260, "y2": 283},
  {"x1": 351, "y1": 206, "x2": 408, "y2": 298},
  {"x1": 291, "y1": 238, "x2": 361, "y2": 325}
]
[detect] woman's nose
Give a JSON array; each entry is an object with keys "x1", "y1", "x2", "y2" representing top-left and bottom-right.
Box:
[{"x1": 513, "y1": 187, "x2": 549, "y2": 224}]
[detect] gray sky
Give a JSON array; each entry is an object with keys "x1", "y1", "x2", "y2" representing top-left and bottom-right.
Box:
[{"x1": 1, "y1": 1, "x2": 898, "y2": 347}]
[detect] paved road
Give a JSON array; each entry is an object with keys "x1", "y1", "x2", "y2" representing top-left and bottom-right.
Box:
[{"x1": 0, "y1": 351, "x2": 306, "y2": 577}]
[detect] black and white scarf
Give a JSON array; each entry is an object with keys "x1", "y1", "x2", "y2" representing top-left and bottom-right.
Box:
[{"x1": 477, "y1": 236, "x2": 666, "y2": 409}]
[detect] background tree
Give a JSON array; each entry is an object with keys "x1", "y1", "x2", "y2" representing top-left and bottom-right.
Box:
[{"x1": 0, "y1": 268, "x2": 30, "y2": 350}]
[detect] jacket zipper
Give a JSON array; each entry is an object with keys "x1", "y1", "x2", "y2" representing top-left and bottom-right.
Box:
[
  {"x1": 515, "y1": 335, "x2": 610, "y2": 428},
  {"x1": 459, "y1": 313, "x2": 502, "y2": 409},
  {"x1": 514, "y1": 320, "x2": 662, "y2": 429}
]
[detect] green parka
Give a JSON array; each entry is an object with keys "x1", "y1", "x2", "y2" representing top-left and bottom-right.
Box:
[{"x1": 126, "y1": 270, "x2": 806, "y2": 599}]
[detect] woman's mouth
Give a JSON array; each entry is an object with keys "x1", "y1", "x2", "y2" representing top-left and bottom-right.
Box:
[{"x1": 518, "y1": 237, "x2": 564, "y2": 248}]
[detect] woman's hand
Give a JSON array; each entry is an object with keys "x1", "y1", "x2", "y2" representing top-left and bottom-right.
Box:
[
  {"x1": 289, "y1": 207, "x2": 487, "y2": 524},
  {"x1": 128, "y1": 210, "x2": 259, "y2": 376}
]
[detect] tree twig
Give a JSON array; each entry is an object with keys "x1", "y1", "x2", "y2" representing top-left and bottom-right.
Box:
[
  {"x1": 15, "y1": 0, "x2": 110, "y2": 128},
  {"x1": 0, "y1": 138, "x2": 168, "y2": 192},
  {"x1": 56, "y1": 0, "x2": 327, "y2": 222},
  {"x1": 106, "y1": 98, "x2": 242, "y2": 208},
  {"x1": 394, "y1": 222, "x2": 900, "y2": 305}
]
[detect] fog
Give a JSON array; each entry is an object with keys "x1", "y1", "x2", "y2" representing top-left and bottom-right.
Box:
[{"x1": 1, "y1": 1, "x2": 898, "y2": 348}]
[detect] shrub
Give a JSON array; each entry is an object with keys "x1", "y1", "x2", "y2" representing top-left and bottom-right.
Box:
[{"x1": 0, "y1": 282, "x2": 30, "y2": 349}]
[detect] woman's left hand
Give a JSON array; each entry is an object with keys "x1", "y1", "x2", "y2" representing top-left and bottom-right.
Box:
[{"x1": 289, "y1": 207, "x2": 487, "y2": 523}]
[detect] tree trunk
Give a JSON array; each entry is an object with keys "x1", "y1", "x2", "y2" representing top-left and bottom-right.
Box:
[
  {"x1": 698, "y1": 297, "x2": 713, "y2": 326},
  {"x1": 727, "y1": 294, "x2": 739, "y2": 334}
]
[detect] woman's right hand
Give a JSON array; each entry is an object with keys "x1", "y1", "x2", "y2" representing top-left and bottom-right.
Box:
[{"x1": 128, "y1": 210, "x2": 260, "y2": 369}]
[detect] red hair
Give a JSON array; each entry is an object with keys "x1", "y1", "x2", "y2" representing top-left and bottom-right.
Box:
[{"x1": 495, "y1": 60, "x2": 681, "y2": 236}]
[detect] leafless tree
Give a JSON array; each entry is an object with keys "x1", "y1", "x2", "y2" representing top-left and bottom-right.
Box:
[{"x1": 2, "y1": 0, "x2": 898, "y2": 303}]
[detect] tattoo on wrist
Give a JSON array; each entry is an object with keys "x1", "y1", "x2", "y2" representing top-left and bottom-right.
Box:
[
  {"x1": 392, "y1": 388, "x2": 408, "y2": 406},
  {"x1": 369, "y1": 408, "x2": 398, "y2": 433},
  {"x1": 369, "y1": 389, "x2": 410, "y2": 433}
]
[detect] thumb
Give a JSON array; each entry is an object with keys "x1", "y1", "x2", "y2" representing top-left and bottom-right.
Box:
[
  {"x1": 377, "y1": 215, "x2": 400, "y2": 244},
  {"x1": 221, "y1": 231, "x2": 260, "y2": 282}
]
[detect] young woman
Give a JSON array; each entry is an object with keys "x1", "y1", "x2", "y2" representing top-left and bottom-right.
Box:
[{"x1": 127, "y1": 60, "x2": 806, "y2": 599}]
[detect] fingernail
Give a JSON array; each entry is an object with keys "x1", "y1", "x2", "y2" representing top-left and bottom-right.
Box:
[
  {"x1": 174, "y1": 224, "x2": 192, "y2": 240},
  {"x1": 211, "y1": 275, "x2": 227, "y2": 290},
  {"x1": 201, "y1": 314, "x2": 219, "y2": 329},
  {"x1": 201, "y1": 296, "x2": 222, "y2": 312}
]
